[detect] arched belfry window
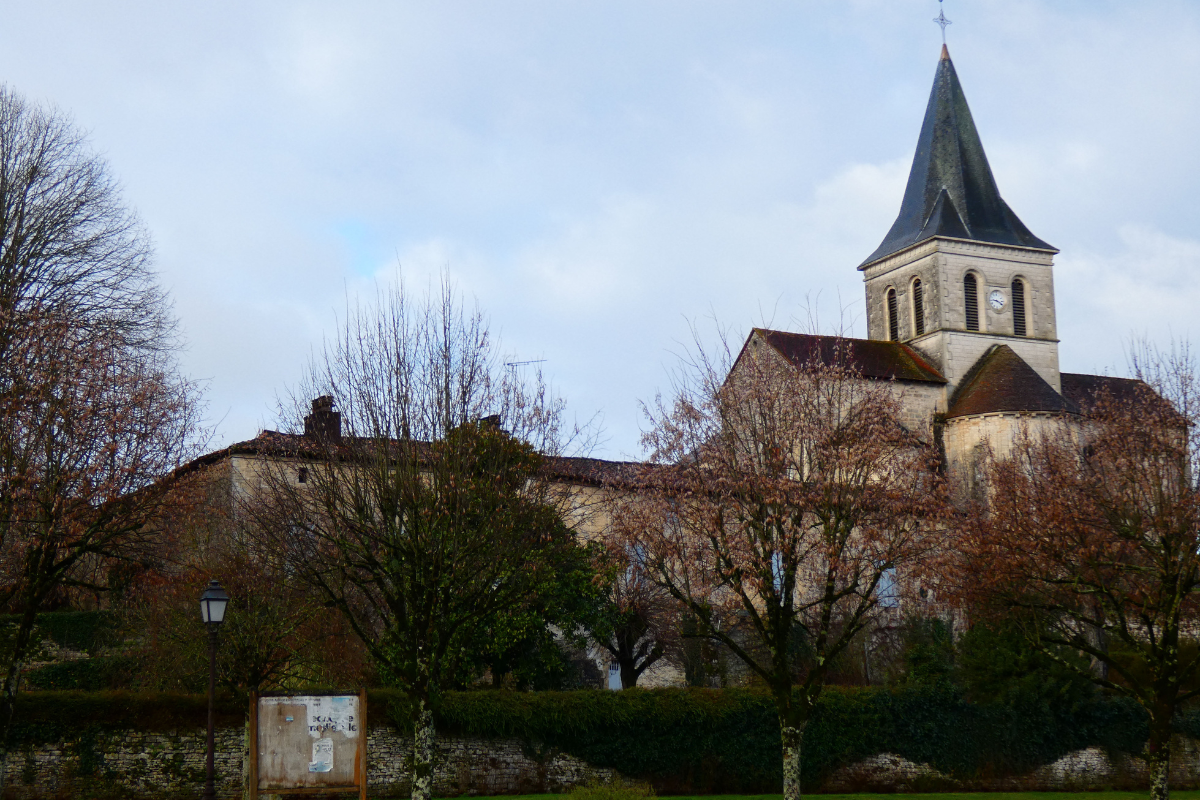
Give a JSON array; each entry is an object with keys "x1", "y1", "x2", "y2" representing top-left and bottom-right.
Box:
[
  {"x1": 964, "y1": 274, "x2": 980, "y2": 332},
  {"x1": 887, "y1": 288, "x2": 899, "y2": 341},
  {"x1": 912, "y1": 278, "x2": 925, "y2": 336},
  {"x1": 1011, "y1": 278, "x2": 1027, "y2": 337}
]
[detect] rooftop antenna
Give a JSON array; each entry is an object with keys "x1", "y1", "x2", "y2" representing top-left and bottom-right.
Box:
[
  {"x1": 504, "y1": 359, "x2": 546, "y2": 370},
  {"x1": 934, "y1": 0, "x2": 952, "y2": 44}
]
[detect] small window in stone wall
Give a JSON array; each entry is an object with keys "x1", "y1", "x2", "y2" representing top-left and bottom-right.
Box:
[
  {"x1": 298, "y1": 467, "x2": 308, "y2": 484},
  {"x1": 969, "y1": 442, "x2": 987, "y2": 502},
  {"x1": 1012, "y1": 278, "x2": 1027, "y2": 337},
  {"x1": 912, "y1": 278, "x2": 925, "y2": 336},
  {"x1": 964, "y1": 274, "x2": 980, "y2": 331},
  {"x1": 608, "y1": 661, "x2": 621, "y2": 690},
  {"x1": 877, "y1": 567, "x2": 900, "y2": 608},
  {"x1": 887, "y1": 288, "x2": 899, "y2": 341}
]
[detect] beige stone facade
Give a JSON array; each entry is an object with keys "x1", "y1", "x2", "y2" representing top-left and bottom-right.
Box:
[{"x1": 863, "y1": 238, "x2": 1061, "y2": 398}]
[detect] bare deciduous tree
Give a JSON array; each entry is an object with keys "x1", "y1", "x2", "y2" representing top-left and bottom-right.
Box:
[
  {"x1": 949, "y1": 342, "x2": 1200, "y2": 800},
  {"x1": 0, "y1": 85, "x2": 171, "y2": 359},
  {"x1": 588, "y1": 539, "x2": 678, "y2": 689},
  {"x1": 127, "y1": 470, "x2": 357, "y2": 695},
  {"x1": 613, "y1": 328, "x2": 946, "y2": 800},
  {"x1": 0, "y1": 84, "x2": 205, "y2": 749},
  {"x1": 250, "y1": 279, "x2": 593, "y2": 800}
]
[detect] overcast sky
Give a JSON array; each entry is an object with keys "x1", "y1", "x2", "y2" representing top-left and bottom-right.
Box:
[{"x1": 2, "y1": 1, "x2": 1198, "y2": 459}]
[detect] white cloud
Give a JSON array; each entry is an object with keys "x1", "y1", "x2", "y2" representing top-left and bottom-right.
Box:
[
  {"x1": 1058, "y1": 225, "x2": 1200, "y2": 375},
  {"x1": 2, "y1": 1, "x2": 1199, "y2": 457}
]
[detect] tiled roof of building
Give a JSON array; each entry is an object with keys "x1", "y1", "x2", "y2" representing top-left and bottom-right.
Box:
[
  {"x1": 1061, "y1": 372, "x2": 1181, "y2": 420},
  {"x1": 860, "y1": 46, "x2": 1055, "y2": 268},
  {"x1": 1061, "y1": 373, "x2": 1149, "y2": 407},
  {"x1": 947, "y1": 345, "x2": 1078, "y2": 419},
  {"x1": 753, "y1": 329, "x2": 946, "y2": 384},
  {"x1": 175, "y1": 429, "x2": 647, "y2": 487}
]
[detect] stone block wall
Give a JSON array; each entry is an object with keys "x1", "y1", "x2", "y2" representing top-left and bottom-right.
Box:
[
  {"x1": 2, "y1": 727, "x2": 245, "y2": 799},
  {"x1": 366, "y1": 732, "x2": 615, "y2": 798},
  {"x1": 823, "y1": 736, "x2": 1200, "y2": 793},
  {"x1": 0, "y1": 725, "x2": 615, "y2": 799},
  {"x1": 2, "y1": 723, "x2": 1198, "y2": 798}
]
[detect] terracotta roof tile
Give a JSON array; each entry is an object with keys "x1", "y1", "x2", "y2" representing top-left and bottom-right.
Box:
[
  {"x1": 752, "y1": 329, "x2": 946, "y2": 384},
  {"x1": 947, "y1": 345, "x2": 1077, "y2": 419},
  {"x1": 1061, "y1": 372, "x2": 1180, "y2": 419},
  {"x1": 1061, "y1": 373, "x2": 1147, "y2": 407},
  {"x1": 175, "y1": 430, "x2": 647, "y2": 487}
]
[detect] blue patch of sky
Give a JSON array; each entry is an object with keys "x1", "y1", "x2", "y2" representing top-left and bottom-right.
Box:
[{"x1": 333, "y1": 219, "x2": 390, "y2": 277}]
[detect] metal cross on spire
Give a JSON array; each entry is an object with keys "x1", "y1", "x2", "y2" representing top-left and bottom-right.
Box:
[{"x1": 934, "y1": 0, "x2": 951, "y2": 43}]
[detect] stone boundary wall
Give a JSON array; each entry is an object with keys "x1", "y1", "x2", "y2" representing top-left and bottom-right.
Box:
[
  {"x1": 823, "y1": 736, "x2": 1200, "y2": 793},
  {"x1": 0, "y1": 726, "x2": 615, "y2": 799},
  {"x1": 2, "y1": 725, "x2": 1197, "y2": 798},
  {"x1": 1, "y1": 728, "x2": 246, "y2": 799}
]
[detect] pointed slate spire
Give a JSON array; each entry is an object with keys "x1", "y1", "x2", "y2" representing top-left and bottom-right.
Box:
[{"x1": 860, "y1": 47, "x2": 1055, "y2": 268}]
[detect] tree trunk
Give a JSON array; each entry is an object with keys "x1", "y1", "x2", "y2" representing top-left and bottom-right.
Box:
[
  {"x1": 0, "y1": 606, "x2": 38, "y2": 738},
  {"x1": 1148, "y1": 727, "x2": 1171, "y2": 800},
  {"x1": 781, "y1": 720, "x2": 803, "y2": 800},
  {"x1": 411, "y1": 696, "x2": 435, "y2": 800},
  {"x1": 619, "y1": 659, "x2": 641, "y2": 689},
  {"x1": 0, "y1": 606, "x2": 38, "y2": 793}
]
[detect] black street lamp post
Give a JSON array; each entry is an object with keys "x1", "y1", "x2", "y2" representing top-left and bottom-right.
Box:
[{"x1": 199, "y1": 580, "x2": 229, "y2": 800}]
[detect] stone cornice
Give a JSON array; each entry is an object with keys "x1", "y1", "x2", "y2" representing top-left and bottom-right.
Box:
[{"x1": 862, "y1": 237, "x2": 1055, "y2": 280}]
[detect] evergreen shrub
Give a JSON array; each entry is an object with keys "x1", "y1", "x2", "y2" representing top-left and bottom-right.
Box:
[
  {"x1": 8, "y1": 691, "x2": 244, "y2": 746},
  {"x1": 4, "y1": 686, "x2": 1155, "y2": 793},
  {"x1": 374, "y1": 685, "x2": 1150, "y2": 792},
  {"x1": 0, "y1": 610, "x2": 118, "y2": 654},
  {"x1": 24, "y1": 655, "x2": 138, "y2": 691}
]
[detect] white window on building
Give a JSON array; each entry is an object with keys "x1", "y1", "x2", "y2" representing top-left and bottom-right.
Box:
[{"x1": 877, "y1": 567, "x2": 900, "y2": 608}]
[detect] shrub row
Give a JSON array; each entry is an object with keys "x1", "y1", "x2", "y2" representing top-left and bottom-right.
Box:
[
  {"x1": 8, "y1": 686, "x2": 1154, "y2": 793},
  {"x1": 402, "y1": 686, "x2": 1149, "y2": 792},
  {"x1": 0, "y1": 611, "x2": 118, "y2": 654},
  {"x1": 24, "y1": 655, "x2": 138, "y2": 691}
]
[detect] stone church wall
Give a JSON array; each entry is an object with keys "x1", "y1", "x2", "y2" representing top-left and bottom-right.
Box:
[
  {"x1": 942, "y1": 411, "x2": 1077, "y2": 499},
  {"x1": 888, "y1": 380, "x2": 943, "y2": 433}
]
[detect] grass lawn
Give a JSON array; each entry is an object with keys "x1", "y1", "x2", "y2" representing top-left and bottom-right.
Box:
[{"x1": 450, "y1": 794, "x2": 1200, "y2": 800}]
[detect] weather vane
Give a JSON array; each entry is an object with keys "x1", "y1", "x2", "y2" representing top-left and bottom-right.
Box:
[{"x1": 934, "y1": 0, "x2": 951, "y2": 43}]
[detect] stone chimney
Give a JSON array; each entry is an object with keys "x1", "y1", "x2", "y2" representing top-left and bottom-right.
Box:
[{"x1": 304, "y1": 396, "x2": 342, "y2": 444}]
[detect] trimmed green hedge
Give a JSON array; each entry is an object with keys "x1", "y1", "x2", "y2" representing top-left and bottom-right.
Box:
[
  {"x1": 24, "y1": 655, "x2": 138, "y2": 691},
  {"x1": 0, "y1": 611, "x2": 118, "y2": 654},
  {"x1": 6, "y1": 686, "x2": 1154, "y2": 793},
  {"x1": 371, "y1": 686, "x2": 1148, "y2": 792},
  {"x1": 10, "y1": 691, "x2": 245, "y2": 745}
]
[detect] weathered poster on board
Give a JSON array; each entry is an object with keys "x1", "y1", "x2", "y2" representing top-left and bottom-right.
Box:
[{"x1": 255, "y1": 693, "x2": 365, "y2": 795}]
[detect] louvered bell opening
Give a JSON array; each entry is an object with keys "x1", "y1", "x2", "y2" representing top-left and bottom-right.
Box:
[
  {"x1": 887, "y1": 288, "x2": 899, "y2": 341},
  {"x1": 1012, "y1": 279, "x2": 1027, "y2": 337},
  {"x1": 964, "y1": 274, "x2": 979, "y2": 332},
  {"x1": 912, "y1": 279, "x2": 925, "y2": 336}
]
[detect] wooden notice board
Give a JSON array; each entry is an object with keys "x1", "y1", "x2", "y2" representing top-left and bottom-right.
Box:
[{"x1": 249, "y1": 692, "x2": 367, "y2": 799}]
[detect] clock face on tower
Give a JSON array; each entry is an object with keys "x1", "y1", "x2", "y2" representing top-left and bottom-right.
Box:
[{"x1": 988, "y1": 289, "x2": 1006, "y2": 311}]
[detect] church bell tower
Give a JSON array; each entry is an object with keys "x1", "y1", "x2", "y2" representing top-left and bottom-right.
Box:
[{"x1": 860, "y1": 46, "x2": 1062, "y2": 396}]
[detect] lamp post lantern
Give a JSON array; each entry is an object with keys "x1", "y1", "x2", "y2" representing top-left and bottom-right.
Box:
[{"x1": 199, "y1": 579, "x2": 229, "y2": 800}]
